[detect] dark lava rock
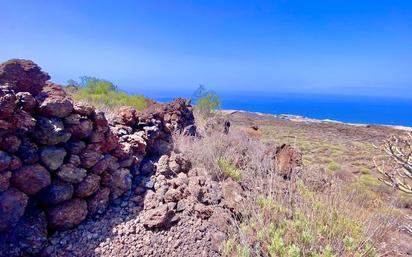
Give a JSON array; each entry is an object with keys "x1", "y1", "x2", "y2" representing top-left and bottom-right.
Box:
[
  {"x1": 46, "y1": 198, "x2": 88, "y2": 231},
  {"x1": 0, "y1": 188, "x2": 28, "y2": 232},
  {"x1": 0, "y1": 134, "x2": 21, "y2": 153},
  {"x1": 87, "y1": 186, "x2": 110, "y2": 216},
  {"x1": 0, "y1": 151, "x2": 12, "y2": 172},
  {"x1": 57, "y1": 164, "x2": 87, "y2": 183},
  {"x1": 16, "y1": 91, "x2": 37, "y2": 113},
  {"x1": 65, "y1": 139, "x2": 86, "y2": 155},
  {"x1": 74, "y1": 174, "x2": 101, "y2": 198},
  {"x1": 17, "y1": 138, "x2": 39, "y2": 164},
  {"x1": 36, "y1": 83, "x2": 73, "y2": 118},
  {"x1": 38, "y1": 180, "x2": 74, "y2": 205},
  {"x1": 33, "y1": 116, "x2": 71, "y2": 145}
]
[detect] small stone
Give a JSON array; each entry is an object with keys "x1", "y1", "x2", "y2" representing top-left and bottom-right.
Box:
[{"x1": 40, "y1": 146, "x2": 67, "y2": 170}]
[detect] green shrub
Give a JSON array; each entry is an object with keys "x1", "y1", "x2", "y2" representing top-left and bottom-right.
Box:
[
  {"x1": 217, "y1": 156, "x2": 242, "y2": 182},
  {"x1": 193, "y1": 85, "x2": 221, "y2": 116},
  {"x1": 69, "y1": 76, "x2": 147, "y2": 111},
  {"x1": 326, "y1": 161, "x2": 342, "y2": 173}
]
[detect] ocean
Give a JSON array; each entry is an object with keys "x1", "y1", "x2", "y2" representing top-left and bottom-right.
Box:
[{"x1": 151, "y1": 92, "x2": 412, "y2": 127}]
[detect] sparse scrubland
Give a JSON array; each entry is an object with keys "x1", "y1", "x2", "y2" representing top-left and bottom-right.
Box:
[
  {"x1": 1, "y1": 59, "x2": 411, "y2": 257},
  {"x1": 67, "y1": 76, "x2": 147, "y2": 111}
]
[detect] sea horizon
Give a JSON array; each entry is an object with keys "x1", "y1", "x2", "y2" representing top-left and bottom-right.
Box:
[{"x1": 145, "y1": 91, "x2": 412, "y2": 127}]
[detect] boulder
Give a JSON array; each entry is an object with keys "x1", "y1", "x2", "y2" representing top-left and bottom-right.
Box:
[
  {"x1": 0, "y1": 207, "x2": 48, "y2": 256},
  {"x1": 17, "y1": 139, "x2": 39, "y2": 164},
  {"x1": 33, "y1": 116, "x2": 71, "y2": 145},
  {"x1": 10, "y1": 110, "x2": 36, "y2": 133},
  {"x1": 46, "y1": 198, "x2": 88, "y2": 230},
  {"x1": 80, "y1": 147, "x2": 102, "y2": 168},
  {"x1": 65, "y1": 139, "x2": 86, "y2": 154},
  {"x1": 0, "y1": 151, "x2": 12, "y2": 172},
  {"x1": 0, "y1": 134, "x2": 21, "y2": 153},
  {"x1": 63, "y1": 113, "x2": 81, "y2": 125},
  {"x1": 87, "y1": 187, "x2": 110, "y2": 216},
  {"x1": 40, "y1": 146, "x2": 67, "y2": 170},
  {"x1": 57, "y1": 164, "x2": 87, "y2": 183},
  {"x1": 74, "y1": 174, "x2": 101, "y2": 198},
  {"x1": 16, "y1": 92, "x2": 36, "y2": 112},
  {"x1": 0, "y1": 59, "x2": 49, "y2": 95},
  {"x1": 68, "y1": 119, "x2": 93, "y2": 139},
  {"x1": 12, "y1": 164, "x2": 51, "y2": 195},
  {"x1": 110, "y1": 168, "x2": 132, "y2": 199},
  {"x1": 117, "y1": 106, "x2": 138, "y2": 126},
  {"x1": 273, "y1": 144, "x2": 302, "y2": 180},
  {"x1": 141, "y1": 204, "x2": 176, "y2": 229},
  {"x1": 36, "y1": 83, "x2": 73, "y2": 118},
  {"x1": 91, "y1": 154, "x2": 112, "y2": 175},
  {"x1": 38, "y1": 180, "x2": 73, "y2": 205},
  {"x1": 73, "y1": 102, "x2": 95, "y2": 116},
  {"x1": 0, "y1": 86, "x2": 17, "y2": 119},
  {"x1": 0, "y1": 171, "x2": 11, "y2": 192},
  {"x1": 222, "y1": 179, "x2": 244, "y2": 212},
  {"x1": 0, "y1": 188, "x2": 28, "y2": 232},
  {"x1": 8, "y1": 155, "x2": 22, "y2": 170}
]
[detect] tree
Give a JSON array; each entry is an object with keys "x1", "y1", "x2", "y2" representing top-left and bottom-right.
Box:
[
  {"x1": 374, "y1": 132, "x2": 412, "y2": 194},
  {"x1": 192, "y1": 85, "x2": 221, "y2": 117}
]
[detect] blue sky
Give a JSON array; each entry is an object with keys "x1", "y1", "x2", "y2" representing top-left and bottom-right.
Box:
[{"x1": 1, "y1": 0, "x2": 411, "y2": 98}]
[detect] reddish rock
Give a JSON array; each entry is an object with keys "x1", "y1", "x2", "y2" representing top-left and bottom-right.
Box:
[
  {"x1": 73, "y1": 102, "x2": 95, "y2": 116},
  {"x1": 57, "y1": 164, "x2": 87, "y2": 183},
  {"x1": 273, "y1": 144, "x2": 302, "y2": 179},
  {"x1": 0, "y1": 188, "x2": 28, "y2": 232},
  {"x1": 0, "y1": 151, "x2": 12, "y2": 172},
  {"x1": 46, "y1": 198, "x2": 88, "y2": 230},
  {"x1": 38, "y1": 180, "x2": 73, "y2": 205},
  {"x1": 101, "y1": 130, "x2": 119, "y2": 153},
  {"x1": 0, "y1": 59, "x2": 50, "y2": 95},
  {"x1": 87, "y1": 187, "x2": 110, "y2": 216},
  {"x1": 16, "y1": 92, "x2": 36, "y2": 112},
  {"x1": 142, "y1": 204, "x2": 176, "y2": 229},
  {"x1": 36, "y1": 83, "x2": 73, "y2": 118},
  {"x1": 92, "y1": 111, "x2": 108, "y2": 127},
  {"x1": 110, "y1": 168, "x2": 132, "y2": 199},
  {"x1": 10, "y1": 110, "x2": 36, "y2": 133},
  {"x1": 11, "y1": 164, "x2": 51, "y2": 195},
  {"x1": 0, "y1": 171, "x2": 11, "y2": 192},
  {"x1": 222, "y1": 178, "x2": 244, "y2": 212},
  {"x1": 80, "y1": 147, "x2": 102, "y2": 168},
  {"x1": 164, "y1": 188, "x2": 184, "y2": 203},
  {"x1": 68, "y1": 119, "x2": 93, "y2": 139},
  {"x1": 0, "y1": 134, "x2": 21, "y2": 153},
  {"x1": 117, "y1": 106, "x2": 138, "y2": 126},
  {"x1": 74, "y1": 174, "x2": 101, "y2": 198},
  {"x1": 40, "y1": 146, "x2": 67, "y2": 170},
  {"x1": 91, "y1": 154, "x2": 113, "y2": 175},
  {"x1": 0, "y1": 86, "x2": 17, "y2": 119}
]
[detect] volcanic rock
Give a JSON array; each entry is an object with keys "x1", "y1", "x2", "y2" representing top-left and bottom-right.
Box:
[
  {"x1": 46, "y1": 198, "x2": 88, "y2": 230},
  {"x1": 12, "y1": 164, "x2": 51, "y2": 195},
  {"x1": 0, "y1": 188, "x2": 28, "y2": 232}
]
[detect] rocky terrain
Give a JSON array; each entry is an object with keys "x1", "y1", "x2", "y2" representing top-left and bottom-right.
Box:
[{"x1": 0, "y1": 59, "x2": 244, "y2": 256}]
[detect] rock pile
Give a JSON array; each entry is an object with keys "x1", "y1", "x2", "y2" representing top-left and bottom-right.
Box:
[{"x1": 0, "y1": 59, "x2": 196, "y2": 256}]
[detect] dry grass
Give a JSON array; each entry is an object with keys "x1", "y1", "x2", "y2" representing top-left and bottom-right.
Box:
[{"x1": 174, "y1": 117, "x2": 400, "y2": 257}]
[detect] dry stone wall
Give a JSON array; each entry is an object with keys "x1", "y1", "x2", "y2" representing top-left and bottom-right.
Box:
[{"x1": 0, "y1": 59, "x2": 196, "y2": 256}]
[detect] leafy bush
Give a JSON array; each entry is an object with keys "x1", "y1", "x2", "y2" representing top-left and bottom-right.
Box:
[
  {"x1": 326, "y1": 161, "x2": 342, "y2": 173},
  {"x1": 68, "y1": 76, "x2": 147, "y2": 111},
  {"x1": 193, "y1": 85, "x2": 221, "y2": 117},
  {"x1": 217, "y1": 156, "x2": 243, "y2": 182}
]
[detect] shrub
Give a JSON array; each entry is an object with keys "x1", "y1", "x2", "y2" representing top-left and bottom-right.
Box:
[
  {"x1": 193, "y1": 85, "x2": 221, "y2": 117},
  {"x1": 68, "y1": 76, "x2": 147, "y2": 111},
  {"x1": 217, "y1": 156, "x2": 243, "y2": 182},
  {"x1": 327, "y1": 161, "x2": 342, "y2": 173}
]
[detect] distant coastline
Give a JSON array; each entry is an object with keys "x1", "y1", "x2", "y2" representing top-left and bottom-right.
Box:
[{"x1": 221, "y1": 109, "x2": 412, "y2": 131}]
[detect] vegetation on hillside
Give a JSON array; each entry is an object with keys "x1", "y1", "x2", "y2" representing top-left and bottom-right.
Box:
[
  {"x1": 67, "y1": 76, "x2": 147, "y2": 111},
  {"x1": 193, "y1": 85, "x2": 221, "y2": 117}
]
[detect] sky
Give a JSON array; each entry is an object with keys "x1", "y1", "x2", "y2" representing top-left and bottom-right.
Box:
[{"x1": 1, "y1": 0, "x2": 411, "y2": 98}]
